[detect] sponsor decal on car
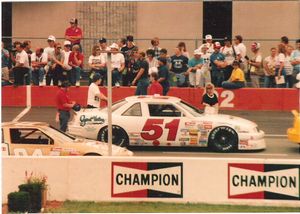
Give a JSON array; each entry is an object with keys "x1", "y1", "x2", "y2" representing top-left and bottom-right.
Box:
[
  {"x1": 112, "y1": 162, "x2": 183, "y2": 198},
  {"x1": 228, "y1": 163, "x2": 300, "y2": 200},
  {"x1": 79, "y1": 115, "x2": 105, "y2": 127}
]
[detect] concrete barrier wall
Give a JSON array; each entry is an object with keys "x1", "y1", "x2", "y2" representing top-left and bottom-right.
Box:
[
  {"x1": 1, "y1": 86, "x2": 299, "y2": 111},
  {"x1": 2, "y1": 156, "x2": 300, "y2": 206}
]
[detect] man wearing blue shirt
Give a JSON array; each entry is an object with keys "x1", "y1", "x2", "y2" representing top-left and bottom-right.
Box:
[
  {"x1": 210, "y1": 42, "x2": 226, "y2": 87},
  {"x1": 291, "y1": 39, "x2": 300, "y2": 86},
  {"x1": 187, "y1": 49, "x2": 204, "y2": 87}
]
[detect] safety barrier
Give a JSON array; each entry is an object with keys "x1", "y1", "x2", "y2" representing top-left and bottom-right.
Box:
[
  {"x1": 2, "y1": 86, "x2": 298, "y2": 111},
  {"x1": 2, "y1": 156, "x2": 300, "y2": 206}
]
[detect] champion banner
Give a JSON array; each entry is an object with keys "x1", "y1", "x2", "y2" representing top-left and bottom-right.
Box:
[
  {"x1": 228, "y1": 163, "x2": 300, "y2": 200},
  {"x1": 111, "y1": 162, "x2": 183, "y2": 198}
]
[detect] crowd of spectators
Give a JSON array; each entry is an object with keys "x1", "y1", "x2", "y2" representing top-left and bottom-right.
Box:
[{"x1": 2, "y1": 18, "x2": 300, "y2": 93}]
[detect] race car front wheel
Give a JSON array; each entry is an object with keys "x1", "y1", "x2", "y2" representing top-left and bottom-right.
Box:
[
  {"x1": 208, "y1": 126, "x2": 238, "y2": 152},
  {"x1": 97, "y1": 125, "x2": 129, "y2": 147}
]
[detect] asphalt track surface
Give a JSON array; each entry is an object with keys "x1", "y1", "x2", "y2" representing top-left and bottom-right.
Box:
[{"x1": 2, "y1": 107, "x2": 299, "y2": 159}]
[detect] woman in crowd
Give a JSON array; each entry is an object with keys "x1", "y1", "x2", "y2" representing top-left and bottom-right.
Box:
[
  {"x1": 222, "y1": 60, "x2": 245, "y2": 89},
  {"x1": 88, "y1": 45, "x2": 106, "y2": 85},
  {"x1": 275, "y1": 44, "x2": 286, "y2": 88},
  {"x1": 177, "y1": 42, "x2": 190, "y2": 59}
]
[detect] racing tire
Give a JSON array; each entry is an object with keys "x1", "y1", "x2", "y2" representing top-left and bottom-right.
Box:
[
  {"x1": 84, "y1": 153, "x2": 102, "y2": 156},
  {"x1": 208, "y1": 126, "x2": 238, "y2": 153},
  {"x1": 97, "y1": 125, "x2": 129, "y2": 147}
]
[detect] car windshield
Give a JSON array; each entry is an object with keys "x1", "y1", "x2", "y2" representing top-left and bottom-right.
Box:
[
  {"x1": 101, "y1": 99, "x2": 128, "y2": 112},
  {"x1": 45, "y1": 125, "x2": 76, "y2": 142},
  {"x1": 177, "y1": 101, "x2": 203, "y2": 117}
]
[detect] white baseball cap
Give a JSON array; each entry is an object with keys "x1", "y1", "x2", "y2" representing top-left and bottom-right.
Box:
[
  {"x1": 205, "y1": 34, "x2": 213, "y2": 40},
  {"x1": 47, "y1": 35, "x2": 56, "y2": 41},
  {"x1": 109, "y1": 43, "x2": 119, "y2": 50},
  {"x1": 193, "y1": 49, "x2": 202, "y2": 55},
  {"x1": 64, "y1": 40, "x2": 71, "y2": 46}
]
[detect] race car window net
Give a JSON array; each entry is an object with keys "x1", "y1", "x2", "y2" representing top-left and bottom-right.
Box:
[
  {"x1": 122, "y1": 103, "x2": 142, "y2": 116},
  {"x1": 148, "y1": 104, "x2": 182, "y2": 117},
  {"x1": 178, "y1": 101, "x2": 203, "y2": 117},
  {"x1": 10, "y1": 128, "x2": 53, "y2": 145}
]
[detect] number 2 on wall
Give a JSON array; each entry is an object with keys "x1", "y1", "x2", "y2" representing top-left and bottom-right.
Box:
[{"x1": 141, "y1": 119, "x2": 180, "y2": 141}]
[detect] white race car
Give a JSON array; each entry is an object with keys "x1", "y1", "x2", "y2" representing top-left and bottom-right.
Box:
[{"x1": 68, "y1": 96, "x2": 266, "y2": 152}]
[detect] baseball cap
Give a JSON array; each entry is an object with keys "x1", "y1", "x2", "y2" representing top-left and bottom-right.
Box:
[
  {"x1": 193, "y1": 49, "x2": 202, "y2": 55},
  {"x1": 109, "y1": 43, "x2": 119, "y2": 50},
  {"x1": 99, "y1": 37, "x2": 107, "y2": 44},
  {"x1": 205, "y1": 34, "x2": 213, "y2": 40},
  {"x1": 251, "y1": 42, "x2": 261, "y2": 50},
  {"x1": 64, "y1": 40, "x2": 71, "y2": 46},
  {"x1": 92, "y1": 73, "x2": 101, "y2": 82},
  {"x1": 47, "y1": 35, "x2": 56, "y2": 42},
  {"x1": 214, "y1": 42, "x2": 221, "y2": 49},
  {"x1": 126, "y1": 35, "x2": 134, "y2": 42},
  {"x1": 70, "y1": 18, "x2": 77, "y2": 24}
]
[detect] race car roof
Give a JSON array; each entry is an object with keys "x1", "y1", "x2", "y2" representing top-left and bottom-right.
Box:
[
  {"x1": 125, "y1": 95, "x2": 181, "y2": 103},
  {"x1": 2, "y1": 121, "x2": 50, "y2": 128}
]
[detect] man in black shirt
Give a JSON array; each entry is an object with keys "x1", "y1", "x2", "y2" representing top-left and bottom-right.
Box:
[
  {"x1": 122, "y1": 35, "x2": 138, "y2": 86},
  {"x1": 132, "y1": 51, "x2": 149, "y2": 95},
  {"x1": 170, "y1": 47, "x2": 189, "y2": 87}
]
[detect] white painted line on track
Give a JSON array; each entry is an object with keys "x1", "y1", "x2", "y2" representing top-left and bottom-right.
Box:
[{"x1": 12, "y1": 86, "x2": 31, "y2": 122}]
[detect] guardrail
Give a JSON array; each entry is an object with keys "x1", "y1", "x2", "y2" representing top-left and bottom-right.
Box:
[{"x1": 2, "y1": 86, "x2": 299, "y2": 111}]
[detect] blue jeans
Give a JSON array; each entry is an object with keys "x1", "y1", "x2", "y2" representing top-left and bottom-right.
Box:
[
  {"x1": 211, "y1": 70, "x2": 224, "y2": 87},
  {"x1": 59, "y1": 110, "x2": 70, "y2": 132},
  {"x1": 222, "y1": 81, "x2": 244, "y2": 89},
  {"x1": 135, "y1": 78, "x2": 149, "y2": 95},
  {"x1": 70, "y1": 67, "x2": 81, "y2": 85},
  {"x1": 112, "y1": 68, "x2": 122, "y2": 86},
  {"x1": 263, "y1": 76, "x2": 275, "y2": 88},
  {"x1": 32, "y1": 68, "x2": 45, "y2": 85}
]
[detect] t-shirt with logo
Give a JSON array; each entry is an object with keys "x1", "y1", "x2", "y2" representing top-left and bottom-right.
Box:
[
  {"x1": 65, "y1": 26, "x2": 83, "y2": 44},
  {"x1": 170, "y1": 55, "x2": 189, "y2": 74},
  {"x1": 88, "y1": 55, "x2": 106, "y2": 67},
  {"x1": 87, "y1": 82, "x2": 101, "y2": 108},
  {"x1": 31, "y1": 52, "x2": 48, "y2": 69}
]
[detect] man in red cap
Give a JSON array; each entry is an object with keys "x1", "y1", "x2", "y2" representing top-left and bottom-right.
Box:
[
  {"x1": 56, "y1": 81, "x2": 76, "y2": 132},
  {"x1": 65, "y1": 18, "x2": 83, "y2": 52}
]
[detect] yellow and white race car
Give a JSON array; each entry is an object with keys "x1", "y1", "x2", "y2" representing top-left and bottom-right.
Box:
[
  {"x1": 68, "y1": 96, "x2": 266, "y2": 152},
  {"x1": 2, "y1": 122, "x2": 133, "y2": 156}
]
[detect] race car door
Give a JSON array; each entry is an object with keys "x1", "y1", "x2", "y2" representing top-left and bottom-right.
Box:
[
  {"x1": 141, "y1": 103, "x2": 190, "y2": 147},
  {"x1": 9, "y1": 128, "x2": 54, "y2": 156}
]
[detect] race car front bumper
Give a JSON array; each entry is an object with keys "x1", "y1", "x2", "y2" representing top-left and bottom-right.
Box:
[{"x1": 238, "y1": 130, "x2": 266, "y2": 150}]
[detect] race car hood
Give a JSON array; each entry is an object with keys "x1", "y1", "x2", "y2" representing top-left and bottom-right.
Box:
[
  {"x1": 74, "y1": 138, "x2": 133, "y2": 156},
  {"x1": 200, "y1": 114, "x2": 258, "y2": 130}
]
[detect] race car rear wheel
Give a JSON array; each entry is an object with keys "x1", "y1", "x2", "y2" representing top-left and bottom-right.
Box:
[
  {"x1": 208, "y1": 126, "x2": 238, "y2": 152},
  {"x1": 84, "y1": 153, "x2": 102, "y2": 156},
  {"x1": 97, "y1": 125, "x2": 129, "y2": 147}
]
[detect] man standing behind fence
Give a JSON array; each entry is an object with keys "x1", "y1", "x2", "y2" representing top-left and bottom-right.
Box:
[
  {"x1": 65, "y1": 18, "x2": 83, "y2": 52},
  {"x1": 13, "y1": 42, "x2": 30, "y2": 86}
]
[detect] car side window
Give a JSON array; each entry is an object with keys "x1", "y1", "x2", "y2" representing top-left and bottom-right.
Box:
[
  {"x1": 122, "y1": 103, "x2": 142, "y2": 116},
  {"x1": 148, "y1": 104, "x2": 182, "y2": 117},
  {"x1": 10, "y1": 128, "x2": 52, "y2": 145}
]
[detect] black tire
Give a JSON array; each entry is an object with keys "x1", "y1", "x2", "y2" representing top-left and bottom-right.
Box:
[
  {"x1": 84, "y1": 153, "x2": 101, "y2": 156},
  {"x1": 208, "y1": 126, "x2": 238, "y2": 152},
  {"x1": 97, "y1": 125, "x2": 129, "y2": 147}
]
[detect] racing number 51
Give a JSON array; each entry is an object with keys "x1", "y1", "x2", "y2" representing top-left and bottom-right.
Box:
[{"x1": 141, "y1": 119, "x2": 180, "y2": 141}]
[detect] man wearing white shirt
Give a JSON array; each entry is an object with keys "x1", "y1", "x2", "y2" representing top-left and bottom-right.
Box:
[
  {"x1": 199, "y1": 34, "x2": 214, "y2": 55},
  {"x1": 13, "y1": 42, "x2": 30, "y2": 86},
  {"x1": 233, "y1": 35, "x2": 247, "y2": 72},
  {"x1": 87, "y1": 73, "x2": 107, "y2": 108},
  {"x1": 31, "y1": 48, "x2": 48, "y2": 85},
  {"x1": 110, "y1": 43, "x2": 125, "y2": 86}
]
